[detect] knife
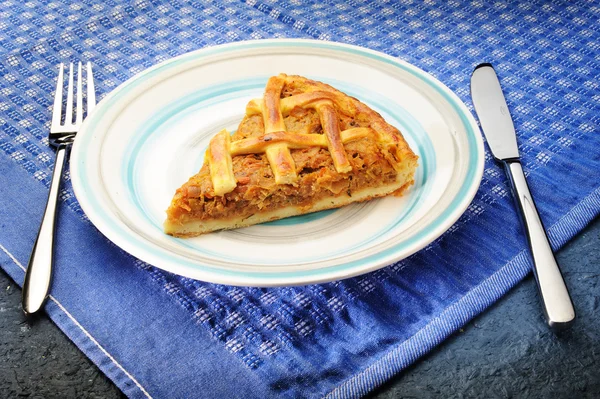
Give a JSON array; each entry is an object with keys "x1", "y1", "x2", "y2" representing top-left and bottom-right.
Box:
[{"x1": 470, "y1": 63, "x2": 575, "y2": 330}]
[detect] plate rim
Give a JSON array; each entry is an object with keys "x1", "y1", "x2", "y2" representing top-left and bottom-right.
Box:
[{"x1": 70, "y1": 38, "x2": 484, "y2": 286}]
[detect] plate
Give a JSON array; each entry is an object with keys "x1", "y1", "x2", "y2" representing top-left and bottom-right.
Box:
[{"x1": 70, "y1": 39, "x2": 484, "y2": 286}]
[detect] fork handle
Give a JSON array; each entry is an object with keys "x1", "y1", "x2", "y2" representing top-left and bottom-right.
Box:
[
  {"x1": 22, "y1": 145, "x2": 68, "y2": 315},
  {"x1": 504, "y1": 161, "x2": 575, "y2": 330}
]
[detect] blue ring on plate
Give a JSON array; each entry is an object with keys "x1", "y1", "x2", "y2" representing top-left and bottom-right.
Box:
[
  {"x1": 124, "y1": 78, "x2": 434, "y2": 263},
  {"x1": 73, "y1": 40, "x2": 482, "y2": 281}
]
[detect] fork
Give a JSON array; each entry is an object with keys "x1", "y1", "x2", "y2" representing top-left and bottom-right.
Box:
[{"x1": 22, "y1": 62, "x2": 96, "y2": 315}]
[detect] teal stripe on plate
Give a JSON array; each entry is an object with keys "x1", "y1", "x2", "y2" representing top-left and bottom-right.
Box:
[
  {"x1": 124, "y1": 77, "x2": 434, "y2": 263},
  {"x1": 73, "y1": 40, "x2": 482, "y2": 281}
]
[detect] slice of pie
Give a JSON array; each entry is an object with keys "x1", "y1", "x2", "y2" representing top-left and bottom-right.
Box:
[{"x1": 164, "y1": 74, "x2": 418, "y2": 237}]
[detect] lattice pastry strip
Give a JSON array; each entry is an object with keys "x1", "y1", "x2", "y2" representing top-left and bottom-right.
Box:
[
  {"x1": 262, "y1": 75, "x2": 297, "y2": 185},
  {"x1": 207, "y1": 129, "x2": 236, "y2": 196},
  {"x1": 207, "y1": 75, "x2": 374, "y2": 196}
]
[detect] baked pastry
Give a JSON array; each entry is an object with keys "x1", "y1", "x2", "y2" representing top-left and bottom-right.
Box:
[{"x1": 164, "y1": 74, "x2": 418, "y2": 237}]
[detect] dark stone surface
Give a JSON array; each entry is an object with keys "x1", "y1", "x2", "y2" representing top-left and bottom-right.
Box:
[
  {"x1": 0, "y1": 281, "x2": 125, "y2": 399},
  {"x1": 369, "y1": 216, "x2": 600, "y2": 399},
  {"x1": 1, "y1": 217, "x2": 598, "y2": 398}
]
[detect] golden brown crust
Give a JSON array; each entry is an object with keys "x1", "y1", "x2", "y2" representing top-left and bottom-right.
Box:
[
  {"x1": 207, "y1": 129, "x2": 236, "y2": 196},
  {"x1": 317, "y1": 102, "x2": 351, "y2": 172},
  {"x1": 165, "y1": 74, "x2": 418, "y2": 237},
  {"x1": 164, "y1": 180, "x2": 414, "y2": 237}
]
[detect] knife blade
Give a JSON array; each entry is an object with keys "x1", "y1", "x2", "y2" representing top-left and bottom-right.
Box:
[
  {"x1": 470, "y1": 63, "x2": 575, "y2": 330},
  {"x1": 470, "y1": 63, "x2": 519, "y2": 161}
]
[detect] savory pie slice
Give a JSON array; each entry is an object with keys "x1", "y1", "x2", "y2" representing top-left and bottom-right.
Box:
[{"x1": 164, "y1": 74, "x2": 418, "y2": 237}]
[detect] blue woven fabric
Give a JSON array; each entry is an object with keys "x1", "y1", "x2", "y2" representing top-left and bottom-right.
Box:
[{"x1": 1, "y1": 1, "x2": 599, "y2": 398}]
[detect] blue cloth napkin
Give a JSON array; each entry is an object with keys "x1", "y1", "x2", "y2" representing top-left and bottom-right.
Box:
[{"x1": 1, "y1": 1, "x2": 599, "y2": 398}]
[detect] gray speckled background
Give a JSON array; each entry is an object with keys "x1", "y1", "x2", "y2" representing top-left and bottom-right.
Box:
[{"x1": 1, "y1": 217, "x2": 598, "y2": 398}]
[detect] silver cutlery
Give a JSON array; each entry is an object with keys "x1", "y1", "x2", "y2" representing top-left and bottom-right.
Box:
[
  {"x1": 22, "y1": 62, "x2": 96, "y2": 315},
  {"x1": 470, "y1": 63, "x2": 575, "y2": 330}
]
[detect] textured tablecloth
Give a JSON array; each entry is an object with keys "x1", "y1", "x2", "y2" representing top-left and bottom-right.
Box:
[{"x1": 0, "y1": 1, "x2": 599, "y2": 398}]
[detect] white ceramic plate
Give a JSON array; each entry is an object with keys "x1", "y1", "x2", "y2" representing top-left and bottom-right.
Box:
[{"x1": 71, "y1": 39, "x2": 484, "y2": 286}]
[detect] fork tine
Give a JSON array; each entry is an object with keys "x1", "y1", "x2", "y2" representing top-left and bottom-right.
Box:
[
  {"x1": 75, "y1": 62, "x2": 83, "y2": 125},
  {"x1": 51, "y1": 63, "x2": 64, "y2": 129},
  {"x1": 86, "y1": 62, "x2": 96, "y2": 115},
  {"x1": 65, "y1": 63, "x2": 74, "y2": 125}
]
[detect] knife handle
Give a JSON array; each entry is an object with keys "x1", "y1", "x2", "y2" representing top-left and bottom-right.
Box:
[{"x1": 503, "y1": 160, "x2": 575, "y2": 330}]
